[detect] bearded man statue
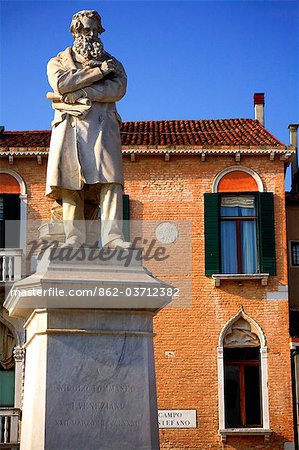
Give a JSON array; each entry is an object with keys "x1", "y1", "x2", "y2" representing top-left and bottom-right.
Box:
[{"x1": 46, "y1": 10, "x2": 131, "y2": 249}]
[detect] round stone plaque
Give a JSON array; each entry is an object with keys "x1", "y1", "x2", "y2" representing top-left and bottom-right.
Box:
[{"x1": 155, "y1": 222, "x2": 178, "y2": 244}]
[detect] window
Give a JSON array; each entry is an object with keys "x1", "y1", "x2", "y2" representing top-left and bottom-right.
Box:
[
  {"x1": 291, "y1": 241, "x2": 299, "y2": 266},
  {"x1": 0, "y1": 194, "x2": 21, "y2": 248},
  {"x1": 204, "y1": 192, "x2": 276, "y2": 276},
  {"x1": 224, "y1": 347, "x2": 262, "y2": 428},
  {"x1": 0, "y1": 169, "x2": 27, "y2": 252},
  {"x1": 220, "y1": 195, "x2": 257, "y2": 274},
  {"x1": 218, "y1": 310, "x2": 271, "y2": 441},
  {"x1": 0, "y1": 321, "x2": 16, "y2": 407}
]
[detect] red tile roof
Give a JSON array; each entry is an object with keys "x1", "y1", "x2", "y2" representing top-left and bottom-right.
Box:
[{"x1": 0, "y1": 119, "x2": 286, "y2": 150}]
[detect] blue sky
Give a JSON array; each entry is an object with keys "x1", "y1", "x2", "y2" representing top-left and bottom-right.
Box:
[{"x1": 0, "y1": 1, "x2": 298, "y2": 185}]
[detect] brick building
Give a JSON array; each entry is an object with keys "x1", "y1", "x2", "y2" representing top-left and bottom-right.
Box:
[{"x1": 0, "y1": 95, "x2": 297, "y2": 449}]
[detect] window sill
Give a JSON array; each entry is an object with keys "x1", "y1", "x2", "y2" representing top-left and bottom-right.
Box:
[
  {"x1": 219, "y1": 428, "x2": 272, "y2": 443},
  {"x1": 212, "y1": 273, "x2": 269, "y2": 287}
]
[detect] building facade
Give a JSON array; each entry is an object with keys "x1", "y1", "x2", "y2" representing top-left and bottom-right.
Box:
[{"x1": 0, "y1": 97, "x2": 297, "y2": 449}]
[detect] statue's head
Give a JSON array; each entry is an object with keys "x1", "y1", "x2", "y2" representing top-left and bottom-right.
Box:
[
  {"x1": 70, "y1": 10, "x2": 105, "y2": 39},
  {"x1": 70, "y1": 10, "x2": 105, "y2": 61}
]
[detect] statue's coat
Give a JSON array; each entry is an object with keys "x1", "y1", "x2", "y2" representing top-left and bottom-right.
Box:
[{"x1": 46, "y1": 47, "x2": 126, "y2": 200}]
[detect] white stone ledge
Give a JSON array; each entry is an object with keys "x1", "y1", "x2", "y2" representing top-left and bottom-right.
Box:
[
  {"x1": 212, "y1": 273, "x2": 269, "y2": 287},
  {"x1": 219, "y1": 428, "x2": 272, "y2": 442}
]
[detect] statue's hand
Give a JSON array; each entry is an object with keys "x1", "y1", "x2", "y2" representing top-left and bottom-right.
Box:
[
  {"x1": 87, "y1": 60, "x2": 102, "y2": 68},
  {"x1": 63, "y1": 90, "x2": 84, "y2": 104},
  {"x1": 100, "y1": 59, "x2": 116, "y2": 76}
]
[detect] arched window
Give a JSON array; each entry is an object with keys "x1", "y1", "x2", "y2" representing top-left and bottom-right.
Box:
[
  {"x1": 204, "y1": 167, "x2": 276, "y2": 279},
  {"x1": 0, "y1": 316, "x2": 24, "y2": 445},
  {"x1": 0, "y1": 169, "x2": 27, "y2": 251},
  {"x1": 0, "y1": 321, "x2": 16, "y2": 407},
  {"x1": 218, "y1": 309, "x2": 271, "y2": 442}
]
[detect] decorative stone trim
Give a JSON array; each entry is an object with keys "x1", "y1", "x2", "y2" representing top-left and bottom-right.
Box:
[
  {"x1": 13, "y1": 346, "x2": 25, "y2": 409},
  {"x1": 219, "y1": 428, "x2": 272, "y2": 443},
  {"x1": 218, "y1": 309, "x2": 270, "y2": 435},
  {"x1": 0, "y1": 168, "x2": 27, "y2": 195},
  {"x1": 212, "y1": 273, "x2": 269, "y2": 287},
  {"x1": 13, "y1": 346, "x2": 25, "y2": 362},
  {"x1": 0, "y1": 147, "x2": 295, "y2": 160},
  {"x1": 212, "y1": 165, "x2": 264, "y2": 193}
]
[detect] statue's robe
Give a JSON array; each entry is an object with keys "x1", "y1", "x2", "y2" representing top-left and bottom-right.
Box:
[{"x1": 46, "y1": 47, "x2": 126, "y2": 202}]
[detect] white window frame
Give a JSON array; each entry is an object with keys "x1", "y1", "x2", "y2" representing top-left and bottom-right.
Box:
[
  {"x1": 212, "y1": 166, "x2": 264, "y2": 193},
  {"x1": 217, "y1": 308, "x2": 271, "y2": 442}
]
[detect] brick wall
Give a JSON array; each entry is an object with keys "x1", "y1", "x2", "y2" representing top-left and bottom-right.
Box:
[{"x1": 0, "y1": 154, "x2": 293, "y2": 449}]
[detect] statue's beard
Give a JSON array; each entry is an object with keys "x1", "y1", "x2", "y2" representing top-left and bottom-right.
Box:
[{"x1": 73, "y1": 35, "x2": 104, "y2": 61}]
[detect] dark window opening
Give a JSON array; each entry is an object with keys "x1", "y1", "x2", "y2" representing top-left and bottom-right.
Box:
[
  {"x1": 0, "y1": 194, "x2": 20, "y2": 248},
  {"x1": 224, "y1": 347, "x2": 262, "y2": 428},
  {"x1": 290, "y1": 311, "x2": 299, "y2": 337}
]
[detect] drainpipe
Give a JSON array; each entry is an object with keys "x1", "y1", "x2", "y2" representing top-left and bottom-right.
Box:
[
  {"x1": 291, "y1": 349, "x2": 299, "y2": 450},
  {"x1": 289, "y1": 124, "x2": 299, "y2": 191}
]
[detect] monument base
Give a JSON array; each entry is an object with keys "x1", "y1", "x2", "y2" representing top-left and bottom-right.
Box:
[
  {"x1": 21, "y1": 308, "x2": 159, "y2": 450},
  {"x1": 4, "y1": 249, "x2": 172, "y2": 450}
]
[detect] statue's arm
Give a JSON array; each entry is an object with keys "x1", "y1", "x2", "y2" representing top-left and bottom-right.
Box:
[
  {"x1": 47, "y1": 57, "x2": 104, "y2": 95},
  {"x1": 82, "y1": 61, "x2": 127, "y2": 103}
]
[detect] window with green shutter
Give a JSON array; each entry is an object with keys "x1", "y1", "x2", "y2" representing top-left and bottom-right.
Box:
[
  {"x1": 204, "y1": 193, "x2": 220, "y2": 276},
  {"x1": 204, "y1": 192, "x2": 276, "y2": 276}
]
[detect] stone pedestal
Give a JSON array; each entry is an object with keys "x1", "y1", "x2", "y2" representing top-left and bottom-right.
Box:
[{"x1": 4, "y1": 248, "x2": 173, "y2": 450}]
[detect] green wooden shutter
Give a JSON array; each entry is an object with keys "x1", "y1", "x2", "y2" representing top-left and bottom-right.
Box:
[
  {"x1": 256, "y1": 192, "x2": 276, "y2": 275},
  {"x1": 204, "y1": 193, "x2": 220, "y2": 276},
  {"x1": 0, "y1": 369, "x2": 15, "y2": 406},
  {"x1": 123, "y1": 194, "x2": 130, "y2": 242}
]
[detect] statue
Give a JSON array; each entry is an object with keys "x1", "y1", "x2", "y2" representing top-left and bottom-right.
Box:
[{"x1": 46, "y1": 10, "x2": 131, "y2": 249}]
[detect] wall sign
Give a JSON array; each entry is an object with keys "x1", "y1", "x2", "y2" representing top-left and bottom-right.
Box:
[{"x1": 158, "y1": 410, "x2": 197, "y2": 429}]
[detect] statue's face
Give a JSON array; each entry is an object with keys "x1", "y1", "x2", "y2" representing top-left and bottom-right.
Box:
[{"x1": 79, "y1": 16, "x2": 98, "y2": 40}]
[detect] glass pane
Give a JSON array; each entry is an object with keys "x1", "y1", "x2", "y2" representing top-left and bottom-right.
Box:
[
  {"x1": 241, "y1": 221, "x2": 257, "y2": 273},
  {"x1": 224, "y1": 365, "x2": 241, "y2": 428},
  {"x1": 291, "y1": 242, "x2": 299, "y2": 266},
  {"x1": 221, "y1": 205, "x2": 239, "y2": 217},
  {"x1": 0, "y1": 197, "x2": 3, "y2": 220},
  {"x1": 239, "y1": 205, "x2": 255, "y2": 217},
  {"x1": 221, "y1": 221, "x2": 237, "y2": 273},
  {"x1": 245, "y1": 365, "x2": 262, "y2": 426}
]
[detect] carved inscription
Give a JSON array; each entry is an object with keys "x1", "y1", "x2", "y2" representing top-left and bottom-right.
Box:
[
  {"x1": 55, "y1": 419, "x2": 141, "y2": 429},
  {"x1": 53, "y1": 383, "x2": 140, "y2": 430},
  {"x1": 54, "y1": 384, "x2": 136, "y2": 393},
  {"x1": 71, "y1": 401, "x2": 125, "y2": 410}
]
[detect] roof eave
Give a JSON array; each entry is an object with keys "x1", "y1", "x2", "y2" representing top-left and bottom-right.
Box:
[{"x1": 0, "y1": 145, "x2": 295, "y2": 161}]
